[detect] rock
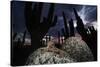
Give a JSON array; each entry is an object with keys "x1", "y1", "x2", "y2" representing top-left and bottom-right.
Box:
[
  {"x1": 62, "y1": 37, "x2": 94, "y2": 62},
  {"x1": 25, "y1": 37, "x2": 94, "y2": 65},
  {"x1": 26, "y1": 47, "x2": 75, "y2": 65}
]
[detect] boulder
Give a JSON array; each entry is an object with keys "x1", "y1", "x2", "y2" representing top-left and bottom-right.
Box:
[
  {"x1": 62, "y1": 37, "x2": 94, "y2": 62},
  {"x1": 26, "y1": 41, "x2": 75, "y2": 65}
]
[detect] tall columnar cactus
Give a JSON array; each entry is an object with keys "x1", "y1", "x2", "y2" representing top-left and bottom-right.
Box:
[
  {"x1": 22, "y1": 30, "x2": 26, "y2": 45},
  {"x1": 48, "y1": 35, "x2": 51, "y2": 41},
  {"x1": 73, "y1": 8, "x2": 86, "y2": 36},
  {"x1": 68, "y1": 19, "x2": 75, "y2": 36},
  {"x1": 87, "y1": 26, "x2": 97, "y2": 61},
  {"x1": 57, "y1": 31, "x2": 60, "y2": 44},
  {"x1": 73, "y1": 8, "x2": 87, "y2": 41},
  {"x1": 61, "y1": 28, "x2": 66, "y2": 38},
  {"x1": 24, "y1": 2, "x2": 57, "y2": 51},
  {"x1": 62, "y1": 12, "x2": 69, "y2": 39},
  {"x1": 45, "y1": 36, "x2": 48, "y2": 46},
  {"x1": 13, "y1": 32, "x2": 17, "y2": 41},
  {"x1": 73, "y1": 8, "x2": 97, "y2": 61},
  {"x1": 40, "y1": 15, "x2": 57, "y2": 39}
]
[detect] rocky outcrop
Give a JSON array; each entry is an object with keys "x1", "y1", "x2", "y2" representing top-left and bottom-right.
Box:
[
  {"x1": 26, "y1": 41, "x2": 75, "y2": 65},
  {"x1": 26, "y1": 37, "x2": 94, "y2": 65},
  {"x1": 26, "y1": 47, "x2": 75, "y2": 65},
  {"x1": 62, "y1": 37, "x2": 94, "y2": 62}
]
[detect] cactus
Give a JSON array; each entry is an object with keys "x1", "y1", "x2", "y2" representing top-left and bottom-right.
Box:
[
  {"x1": 62, "y1": 12, "x2": 69, "y2": 39},
  {"x1": 48, "y1": 35, "x2": 51, "y2": 41},
  {"x1": 73, "y1": 8, "x2": 86, "y2": 36},
  {"x1": 87, "y1": 26, "x2": 97, "y2": 60},
  {"x1": 24, "y1": 2, "x2": 57, "y2": 51},
  {"x1": 57, "y1": 31, "x2": 60, "y2": 44},
  {"x1": 68, "y1": 19, "x2": 75, "y2": 36},
  {"x1": 40, "y1": 15, "x2": 57, "y2": 39},
  {"x1": 22, "y1": 30, "x2": 26, "y2": 45},
  {"x1": 13, "y1": 32, "x2": 17, "y2": 41},
  {"x1": 61, "y1": 28, "x2": 66, "y2": 37},
  {"x1": 73, "y1": 8, "x2": 97, "y2": 61},
  {"x1": 45, "y1": 36, "x2": 48, "y2": 46}
]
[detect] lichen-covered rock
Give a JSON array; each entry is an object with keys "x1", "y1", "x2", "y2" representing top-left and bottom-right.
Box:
[
  {"x1": 62, "y1": 37, "x2": 94, "y2": 62},
  {"x1": 26, "y1": 47, "x2": 75, "y2": 65},
  {"x1": 25, "y1": 37, "x2": 94, "y2": 65}
]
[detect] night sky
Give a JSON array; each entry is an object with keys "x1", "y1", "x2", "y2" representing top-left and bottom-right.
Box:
[{"x1": 11, "y1": 1, "x2": 97, "y2": 37}]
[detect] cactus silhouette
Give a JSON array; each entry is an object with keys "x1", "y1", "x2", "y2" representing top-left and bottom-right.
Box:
[
  {"x1": 61, "y1": 28, "x2": 66, "y2": 38},
  {"x1": 48, "y1": 36, "x2": 51, "y2": 41},
  {"x1": 57, "y1": 31, "x2": 60, "y2": 44},
  {"x1": 22, "y1": 30, "x2": 26, "y2": 45},
  {"x1": 73, "y1": 8, "x2": 86, "y2": 37},
  {"x1": 62, "y1": 12, "x2": 69, "y2": 39},
  {"x1": 68, "y1": 19, "x2": 75, "y2": 36},
  {"x1": 13, "y1": 32, "x2": 17, "y2": 40},
  {"x1": 45, "y1": 36, "x2": 48, "y2": 45},
  {"x1": 24, "y1": 2, "x2": 57, "y2": 51},
  {"x1": 87, "y1": 26, "x2": 97, "y2": 60},
  {"x1": 73, "y1": 8, "x2": 97, "y2": 61}
]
